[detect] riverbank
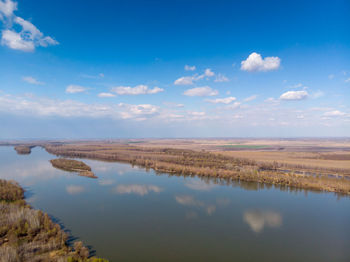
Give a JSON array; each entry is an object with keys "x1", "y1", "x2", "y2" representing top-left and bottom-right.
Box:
[
  {"x1": 0, "y1": 179, "x2": 107, "y2": 262},
  {"x1": 44, "y1": 143, "x2": 350, "y2": 195}
]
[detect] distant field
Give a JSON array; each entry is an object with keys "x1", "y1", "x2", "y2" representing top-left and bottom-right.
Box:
[{"x1": 219, "y1": 144, "x2": 270, "y2": 149}]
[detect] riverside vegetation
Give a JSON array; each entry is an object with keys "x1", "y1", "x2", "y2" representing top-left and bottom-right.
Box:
[
  {"x1": 44, "y1": 143, "x2": 350, "y2": 195},
  {"x1": 50, "y1": 159, "x2": 97, "y2": 178},
  {"x1": 0, "y1": 179, "x2": 108, "y2": 262}
]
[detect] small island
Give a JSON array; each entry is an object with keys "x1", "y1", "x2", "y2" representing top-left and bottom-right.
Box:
[
  {"x1": 14, "y1": 146, "x2": 34, "y2": 155},
  {"x1": 50, "y1": 158, "x2": 97, "y2": 178}
]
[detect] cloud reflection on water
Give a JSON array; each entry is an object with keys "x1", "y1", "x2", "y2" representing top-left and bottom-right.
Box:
[
  {"x1": 243, "y1": 209, "x2": 282, "y2": 233},
  {"x1": 98, "y1": 179, "x2": 115, "y2": 186},
  {"x1": 66, "y1": 185, "x2": 85, "y2": 195},
  {"x1": 113, "y1": 184, "x2": 163, "y2": 196},
  {"x1": 175, "y1": 195, "x2": 216, "y2": 215},
  {"x1": 185, "y1": 180, "x2": 216, "y2": 191}
]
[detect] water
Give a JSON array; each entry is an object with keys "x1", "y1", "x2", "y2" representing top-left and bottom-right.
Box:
[{"x1": 0, "y1": 146, "x2": 349, "y2": 261}]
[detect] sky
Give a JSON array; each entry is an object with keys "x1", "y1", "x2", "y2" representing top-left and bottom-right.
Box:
[{"x1": 0, "y1": 0, "x2": 349, "y2": 139}]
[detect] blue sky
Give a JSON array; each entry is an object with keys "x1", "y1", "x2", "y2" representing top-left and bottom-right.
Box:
[{"x1": 0, "y1": 0, "x2": 349, "y2": 138}]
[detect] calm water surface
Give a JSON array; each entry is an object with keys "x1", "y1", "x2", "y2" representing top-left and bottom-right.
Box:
[{"x1": 0, "y1": 146, "x2": 349, "y2": 261}]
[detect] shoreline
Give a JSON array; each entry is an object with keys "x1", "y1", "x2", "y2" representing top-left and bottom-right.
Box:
[
  {"x1": 0, "y1": 179, "x2": 108, "y2": 262},
  {"x1": 44, "y1": 143, "x2": 350, "y2": 195}
]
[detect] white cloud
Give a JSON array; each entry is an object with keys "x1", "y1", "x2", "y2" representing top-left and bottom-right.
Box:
[
  {"x1": 0, "y1": 0, "x2": 17, "y2": 18},
  {"x1": 118, "y1": 103, "x2": 159, "y2": 120},
  {"x1": 204, "y1": 68, "x2": 214, "y2": 77},
  {"x1": 174, "y1": 76, "x2": 194, "y2": 85},
  {"x1": 205, "y1": 96, "x2": 236, "y2": 104},
  {"x1": 175, "y1": 68, "x2": 215, "y2": 85},
  {"x1": 22, "y1": 76, "x2": 44, "y2": 85},
  {"x1": 188, "y1": 111, "x2": 205, "y2": 116},
  {"x1": 184, "y1": 65, "x2": 196, "y2": 71},
  {"x1": 113, "y1": 184, "x2": 163, "y2": 196},
  {"x1": 214, "y1": 74, "x2": 229, "y2": 82},
  {"x1": 280, "y1": 90, "x2": 308, "y2": 101},
  {"x1": 0, "y1": 0, "x2": 58, "y2": 51},
  {"x1": 1, "y1": 29, "x2": 34, "y2": 51},
  {"x1": 112, "y1": 85, "x2": 164, "y2": 95},
  {"x1": 323, "y1": 110, "x2": 346, "y2": 117},
  {"x1": 80, "y1": 73, "x2": 105, "y2": 79},
  {"x1": 183, "y1": 86, "x2": 218, "y2": 97},
  {"x1": 243, "y1": 95, "x2": 258, "y2": 102},
  {"x1": 345, "y1": 78, "x2": 350, "y2": 83},
  {"x1": 226, "y1": 102, "x2": 241, "y2": 109},
  {"x1": 98, "y1": 92, "x2": 115, "y2": 98},
  {"x1": 0, "y1": 93, "x2": 163, "y2": 121},
  {"x1": 328, "y1": 74, "x2": 335, "y2": 80},
  {"x1": 241, "y1": 52, "x2": 281, "y2": 72},
  {"x1": 66, "y1": 85, "x2": 88, "y2": 94}
]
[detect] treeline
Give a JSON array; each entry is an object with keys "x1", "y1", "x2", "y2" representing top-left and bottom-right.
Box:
[
  {"x1": 0, "y1": 179, "x2": 108, "y2": 262},
  {"x1": 44, "y1": 144, "x2": 350, "y2": 195}
]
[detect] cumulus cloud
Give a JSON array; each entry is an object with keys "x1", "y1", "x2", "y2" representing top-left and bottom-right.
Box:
[
  {"x1": 98, "y1": 92, "x2": 115, "y2": 98},
  {"x1": 205, "y1": 96, "x2": 236, "y2": 104},
  {"x1": 280, "y1": 90, "x2": 308, "y2": 101},
  {"x1": 0, "y1": 0, "x2": 58, "y2": 51},
  {"x1": 323, "y1": 110, "x2": 346, "y2": 117},
  {"x1": 183, "y1": 86, "x2": 218, "y2": 97},
  {"x1": 1, "y1": 29, "x2": 34, "y2": 51},
  {"x1": 184, "y1": 65, "x2": 196, "y2": 71},
  {"x1": 111, "y1": 85, "x2": 163, "y2": 95},
  {"x1": 0, "y1": 0, "x2": 16, "y2": 18},
  {"x1": 241, "y1": 52, "x2": 281, "y2": 72},
  {"x1": 113, "y1": 184, "x2": 163, "y2": 196},
  {"x1": 66, "y1": 85, "x2": 88, "y2": 94},
  {"x1": 22, "y1": 76, "x2": 44, "y2": 85},
  {"x1": 214, "y1": 73, "x2": 229, "y2": 82}
]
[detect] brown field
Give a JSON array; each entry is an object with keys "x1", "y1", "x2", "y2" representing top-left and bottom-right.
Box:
[{"x1": 127, "y1": 138, "x2": 350, "y2": 175}]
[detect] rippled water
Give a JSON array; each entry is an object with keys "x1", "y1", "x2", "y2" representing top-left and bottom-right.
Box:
[{"x1": 0, "y1": 146, "x2": 349, "y2": 261}]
